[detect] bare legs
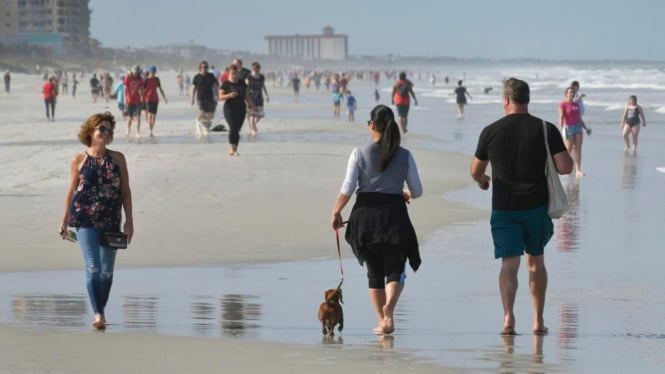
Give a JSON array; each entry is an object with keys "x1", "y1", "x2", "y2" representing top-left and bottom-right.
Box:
[
  {"x1": 527, "y1": 254, "x2": 548, "y2": 334},
  {"x1": 399, "y1": 116, "x2": 408, "y2": 133},
  {"x1": 126, "y1": 115, "x2": 141, "y2": 138},
  {"x1": 457, "y1": 103, "x2": 465, "y2": 117},
  {"x1": 564, "y1": 133, "x2": 585, "y2": 177},
  {"x1": 622, "y1": 124, "x2": 640, "y2": 154},
  {"x1": 499, "y1": 255, "x2": 548, "y2": 335},
  {"x1": 499, "y1": 256, "x2": 520, "y2": 334},
  {"x1": 369, "y1": 281, "x2": 403, "y2": 335},
  {"x1": 147, "y1": 112, "x2": 156, "y2": 137}
]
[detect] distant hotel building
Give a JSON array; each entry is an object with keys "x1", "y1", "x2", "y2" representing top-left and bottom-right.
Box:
[
  {"x1": 0, "y1": 0, "x2": 91, "y2": 55},
  {"x1": 265, "y1": 26, "x2": 348, "y2": 61}
]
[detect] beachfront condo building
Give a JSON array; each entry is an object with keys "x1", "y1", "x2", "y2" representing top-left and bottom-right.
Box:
[
  {"x1": 0, "y1": 0, "x2": 91, "y2": 55},
  {"x1": 265, "y1": 26, "x2": 348, "y2": 61}
]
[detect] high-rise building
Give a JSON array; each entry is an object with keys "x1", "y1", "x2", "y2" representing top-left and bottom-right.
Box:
[
  {"x1": 265, "y1": 26, "x2": 348, "y2": 61},
  {"x1": 0, "y1": 0, "x2": 91, "y2": 55}
]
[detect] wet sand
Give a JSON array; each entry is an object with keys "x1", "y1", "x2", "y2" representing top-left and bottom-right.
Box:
[{"x1": 2, "y1": 71, "x2": 665, "y2": 373}]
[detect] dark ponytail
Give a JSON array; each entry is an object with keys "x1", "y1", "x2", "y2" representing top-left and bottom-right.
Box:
[{"x1": 370, "y1": 105, "x2": 401, "y2": 171}]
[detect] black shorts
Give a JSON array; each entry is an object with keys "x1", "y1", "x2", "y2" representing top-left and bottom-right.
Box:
[
  {"x1": 126, "y1": 103, "x2": 142, "y2": 118},
  {"x1": 146, "y1": 102, "x2": 158, "y2": 114},
  {"x1": 198, "y1": 99, "x2": 217, "y2": 113},
  {"x1": 396, "y1": 104, "x2": 410, "y2": 118},
  {"x1": 362, "y1": 244, "x2": 406, "y2": 289}
]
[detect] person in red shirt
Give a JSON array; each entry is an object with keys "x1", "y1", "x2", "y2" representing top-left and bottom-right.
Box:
[
  {"x1": 123, "y1": 66, "x2": 144, "y2": 137},
  {"x1": 391, "y1": 72, "x2": 417, "y2": 133},
  {"x1": 143, "y1": 65, "x2": 168, "y2": 137},
  {"x1": 42, "y1": 77, "x2": 58, "y2": 121}
]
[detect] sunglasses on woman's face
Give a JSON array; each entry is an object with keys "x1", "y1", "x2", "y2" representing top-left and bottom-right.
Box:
[{"x1": 98, "y1": 125, "x2": 114, "y2": 135}]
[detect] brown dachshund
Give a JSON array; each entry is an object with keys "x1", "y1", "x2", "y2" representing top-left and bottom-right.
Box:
[{"x1": 318, "y1": 288, "x2": 344, "y2": 336}]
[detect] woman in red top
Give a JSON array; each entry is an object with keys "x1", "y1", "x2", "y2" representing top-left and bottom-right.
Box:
[{"x1": 42, "y1": 77, "x2": 57, "y2": 121}]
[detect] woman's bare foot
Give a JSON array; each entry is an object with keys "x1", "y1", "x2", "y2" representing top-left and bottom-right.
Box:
[
  {"x1": 373, "y1": 325, "x2": 386, "y2": 335},
  {"x1": 382, "y1": 305, "x2": 395, "y2": 334},
  {"x1": 92, "y1": 314, "x2": 106, "y2": 330},
  {"x1": 575, "y1": 170, "x2": 585, "y2": 178}
]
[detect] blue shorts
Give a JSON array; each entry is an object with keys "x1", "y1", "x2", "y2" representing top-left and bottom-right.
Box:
[
  {"x1": 564, "y1": 124, "x2": 582, "y2": 139},
  {"x1": 490, "y1": 204, "x2": 553, "y2": 259}
]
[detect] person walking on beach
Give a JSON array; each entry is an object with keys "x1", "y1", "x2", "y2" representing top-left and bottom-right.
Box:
[
  {"x1": 59, "y1": 111, "x2": 134, "y2": 330},
  {"x1": 191, "y1": 60, "x2": 218, "y2": 135},
  {"x1": 114, "y1": 74, "x2": 127, "y2": 120},
  {"x1": 452, "y1": 80, "x2": 472, "y2": 118},
  {"x1": 72, "y1": 73, "x2": 79, "y2": 98},
  {"x1": 89, "y1": 73, "x2": 100, "y2": 103},
  {"x1": 233, "y1": 58, "x2": 252, "y2": 84},
  {"x1": 3, "y1": 70, "x2": 10, "y2": 93},
  {"x1": 559, "y1": 86, "x2": 591, "y2": 177},
  {"x1": 61, "y1": 72, "x2": 69, "y2": 95},
  {"x1": 246, "y1": 62, "x2": 269, "y2": 135},
  {"x1": 123, "y1": 66, "x2": 145, "y2": 138},
  {"x1": 391, "y1": 72, "x2": 417, "y2": 133},
  {"x1": 620, "y1": 95, "x2": 647, "y2": 155},
  {"x1": 219, "y1": 64, "x2": 256, "y2": 156},
  {"x1": 143, "y1": 65, "x2": 168, "y2": 138},
  {"x1": 331, "y1": 104, "x2": 423, "y2": 335},
  {"x1": 471, "y1": 78, "x2": 572, "y2": 336},
  {"x1": 42, "y1": 76, "x2": 58, "y2": 121},
  {"x1": 346, "y1": 90, "x2": 357, "y2": 122}
]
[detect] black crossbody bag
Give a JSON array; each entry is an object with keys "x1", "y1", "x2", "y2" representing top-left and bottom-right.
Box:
[{"x1": 101, "y1": 232, "x2": 128, "y2": 249}]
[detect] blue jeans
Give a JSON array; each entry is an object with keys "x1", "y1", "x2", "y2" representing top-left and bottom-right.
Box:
[{"x1": 77, "y1": 228, "x2": 117, "y2": 315}]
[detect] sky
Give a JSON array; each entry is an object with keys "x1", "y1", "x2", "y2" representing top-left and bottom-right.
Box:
[{"x1": 89, "y1": 0, "x2": 665, "y2": 61}]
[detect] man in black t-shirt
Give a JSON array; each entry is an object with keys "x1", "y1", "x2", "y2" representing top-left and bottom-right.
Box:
[
  {"x1": 470, "y1": 78, "x2": 572, "y2": 337},
  {"x1": 233, "y1": 58, "x2": 251, "y2": 84},
  {"x1": 190, "y1": 60, "x2": 218, "y2": 135}
]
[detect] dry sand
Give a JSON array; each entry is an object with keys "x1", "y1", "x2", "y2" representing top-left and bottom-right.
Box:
[{"x1": 0, "y1": 72, "x2": 481, "y2": 373}]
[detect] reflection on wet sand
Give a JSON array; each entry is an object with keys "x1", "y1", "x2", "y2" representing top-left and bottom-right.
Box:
[
  {"x1": 220, "y1": 294, "x2": 262, "y2": 338},
  {"x1": 499, "y1": 334, "x2": 546, "y2": 374},
  {"x1": 9, "y1": 292, "x2": 263, "y2": 338},
  {"x1": 122, "y1": 295, "x2": 159, "y2": 330},
  {"x1": 11, "y1": 293, "x2": 87, "y2": 328},
  {"x1": 620, "y1": 154, "x2": 638, "y2": 190},
  {"x1": 191, "y1": 295, "x2": 216, "y2": 335},
  {"x1": 557, "y1": 179, "x2": 581, "y2": 252},
  {"x1": 558, "y1": 304, "x2": 579, "y2": 352}
]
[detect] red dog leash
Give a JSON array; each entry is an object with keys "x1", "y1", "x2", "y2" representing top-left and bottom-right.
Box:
[{"x1": 335, "y1": 227, "x2": 345, "y2": 289}]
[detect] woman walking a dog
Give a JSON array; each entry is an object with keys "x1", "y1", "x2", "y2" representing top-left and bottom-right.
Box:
[{"x1": 331, "y1": 104, "x2": 423, "y2": 335}]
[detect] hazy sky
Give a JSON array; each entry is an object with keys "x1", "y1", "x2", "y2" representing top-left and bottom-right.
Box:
[{"x1": 89, "y1": 0, "x2": 664, "y2": 61}]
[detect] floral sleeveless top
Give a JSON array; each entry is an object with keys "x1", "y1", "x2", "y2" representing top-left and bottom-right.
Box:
[{"x1": 68, "y1": 152, "x2": 122, "y2": 230}]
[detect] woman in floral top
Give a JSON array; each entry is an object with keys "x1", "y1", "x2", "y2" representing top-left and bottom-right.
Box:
[{"x1": 59, "y1": 111, "x2": 133, "y2": 330}]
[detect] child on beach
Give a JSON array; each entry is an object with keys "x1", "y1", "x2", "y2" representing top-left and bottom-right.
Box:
[
  {"x1": 333, "y1": 90, "x2": 343, "y2": 117},
  {"x1": 346, "y1": 91, "x2": 357, "y2": 122}
]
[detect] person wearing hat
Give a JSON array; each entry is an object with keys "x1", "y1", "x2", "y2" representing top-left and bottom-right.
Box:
[
  {"x1": 123, "y1": 66, "x2": 145, "y2": 137},
  {"x1": 143, "y1": 65, "x2": 167, "y2": 137}
]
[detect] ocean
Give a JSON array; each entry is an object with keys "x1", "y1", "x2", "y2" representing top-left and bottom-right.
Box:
[{"x1": 1, "y1": 60, "x2": 664, "y2": 372}]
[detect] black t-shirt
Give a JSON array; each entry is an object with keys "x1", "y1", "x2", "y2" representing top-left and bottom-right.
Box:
[
  {"x1": 220, "y1": 80, "x2": 247, "y2": 106},
  {"x1": 237, "y1": 67, "x2": 251, "y2": 83},
  {"x1": 192, "y1": 72, "x2": 218, "y2": 101},
  {"x1": 474, "y1": 113, "x2": 566, "y2": 210}
]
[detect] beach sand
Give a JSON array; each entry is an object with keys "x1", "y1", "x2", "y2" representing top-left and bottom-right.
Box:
[
  {"x1": 0, "y1": 72, "x2": 481, "y2": 373},
  {"x1": 6, "y1": 68, "x2": 665, "y2": 373}
]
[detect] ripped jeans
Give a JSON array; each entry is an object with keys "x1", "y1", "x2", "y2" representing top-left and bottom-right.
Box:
[{"x1": 77, "y1": 227, "x2": 117, "y2": 315}]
